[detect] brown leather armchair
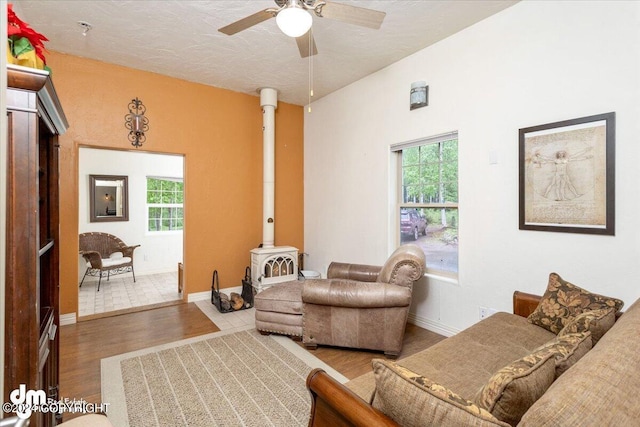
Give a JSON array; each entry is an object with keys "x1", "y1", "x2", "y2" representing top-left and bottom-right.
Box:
[{"x1": 302, "y1": 244, "x2": 426, "y2": 358}]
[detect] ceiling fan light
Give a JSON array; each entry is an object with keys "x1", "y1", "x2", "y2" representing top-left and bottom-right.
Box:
[{"x1": 276, "y1": 7, "x2": 312, "y2": 38}]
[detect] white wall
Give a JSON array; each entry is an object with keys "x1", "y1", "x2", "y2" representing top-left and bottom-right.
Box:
[
  {"x1": 79, "y1": 148, "x2": 184, "y2": 277},
  {"x1": 304, "y1": 1, "x2": 640, "y2": 335}
]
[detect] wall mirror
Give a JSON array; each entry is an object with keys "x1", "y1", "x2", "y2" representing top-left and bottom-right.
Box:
[{"x1": 89, "y1": 174, "x2": 129, "y2": 222}]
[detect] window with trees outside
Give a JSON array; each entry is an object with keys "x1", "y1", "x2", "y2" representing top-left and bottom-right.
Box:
[
  {"x1": 392, "y1": 131, "x2": 458, "y2": 277},
  {"x1": 147, "y1": 177, "x2": 184, "y2": 232}
]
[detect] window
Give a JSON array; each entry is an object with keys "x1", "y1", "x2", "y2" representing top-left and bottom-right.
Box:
[
  {"x1": 147, "y1": 177, "x2": 184, "y2": 232},
  {"x1": 392, "y1": 132, "x2": 458, "y2": 276}
]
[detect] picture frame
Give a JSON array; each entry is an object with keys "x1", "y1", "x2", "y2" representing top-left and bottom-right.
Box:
[{"x1": 519, "y1": 112, "x2": 615, "y2": 235}]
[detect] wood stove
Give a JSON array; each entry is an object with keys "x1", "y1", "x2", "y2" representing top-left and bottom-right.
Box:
[
  {"x1": 250, "y1": 88, "x2": 299, "y2": 292},
  {"x1": 250, "y1": 246, "x2": 298, "y2": 292}
]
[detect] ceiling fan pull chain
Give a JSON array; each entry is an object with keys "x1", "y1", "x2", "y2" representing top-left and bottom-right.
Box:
[{"x1": 308, "y1": 27, "x2": 313, "y2": 113}]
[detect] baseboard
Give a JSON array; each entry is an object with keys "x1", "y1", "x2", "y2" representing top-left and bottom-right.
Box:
[
  {"x1": 187, "y1": 291, "x2": 210, "y2": 302},
  {"x1": 188, "y1": 286, "x2": 243, "y2": 303},
  {"x1": 408, "y1": 312, "x2": 459, "y2": 337},
  {"x1": 60, "y1": 312, "x2": 77, "y2": 325},
  {"x1": 136, "y1": 267, "x2": 179, "y2": 276},
  {"x1": 222, "y1": 285, "x2": 242, "y2": 295}
]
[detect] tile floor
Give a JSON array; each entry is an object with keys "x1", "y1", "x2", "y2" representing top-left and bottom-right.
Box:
[
  {"x1": 194, "y1": 300, "x2": 256, "y2": 330},
  {"x1": 78, "y1": 271, "x2": 182, "y2": 317}
]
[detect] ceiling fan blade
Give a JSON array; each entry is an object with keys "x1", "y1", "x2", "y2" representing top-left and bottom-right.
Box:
[
  {"x1": 218, "y1": 9, "x2": 275, "y2": 35},
  {"x1": 318, "y1": 1, "x2": 386, "y2": 29},
  {"x1": 296, "y1": 30, "x2": 318, "y2": 58}
]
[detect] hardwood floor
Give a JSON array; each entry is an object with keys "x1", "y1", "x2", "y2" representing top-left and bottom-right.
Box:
[
  {"x1": 59, "y1": 303, "x2": 219, "y2": 421},
  {"x1": 59, "y1": 302, "x2": 445, "y2": 421},
  {"x1": 296, "y1": 323, "x2": 445, "y2": 379}
]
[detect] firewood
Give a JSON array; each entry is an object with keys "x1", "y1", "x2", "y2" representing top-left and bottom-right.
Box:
[
  {"x1": 230, "y1": 292, "x2": 244, "y2": 310},
  {"x1": 219, "y1": 292, "x2": 231, "y2": 311}
]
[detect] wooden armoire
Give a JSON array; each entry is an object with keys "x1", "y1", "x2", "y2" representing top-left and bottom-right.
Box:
[{"x1": 5, "y1": 64, "x2": 69, "y2": 426}]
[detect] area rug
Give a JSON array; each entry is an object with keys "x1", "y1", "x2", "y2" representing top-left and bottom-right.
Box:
[{"x1": 102, "y1": 326, "x2": 347, "y2": 427}]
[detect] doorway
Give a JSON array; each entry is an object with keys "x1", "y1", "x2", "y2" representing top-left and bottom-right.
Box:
[{"x1": 77, "y1": 147, "x2": 185, "y2": 318}]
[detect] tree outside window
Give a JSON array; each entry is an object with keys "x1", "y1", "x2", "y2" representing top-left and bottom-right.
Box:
[
  {"x1": 147, "y1": 177, "x2": 184, "y2": 232},
  {"x1": 397, "y1": 135, "x2": 458, "y2": 276}
]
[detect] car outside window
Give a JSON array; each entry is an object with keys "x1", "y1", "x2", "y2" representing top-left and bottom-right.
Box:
[{"x1": 392, "y1": 132, "x2": 458, "y2": 277}]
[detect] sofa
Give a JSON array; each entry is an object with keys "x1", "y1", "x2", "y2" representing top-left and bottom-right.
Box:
[{"x1": 306, "y1": 273, "x2": 640, "y2": 426}]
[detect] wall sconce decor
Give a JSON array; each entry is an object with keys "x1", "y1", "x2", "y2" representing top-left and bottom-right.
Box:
[
  {"x1": 410, "y1": 81, "x2": 428, "y2": 110},
  {"x1": 124, "y1": 97, "x2": 149, "y2": 148}
]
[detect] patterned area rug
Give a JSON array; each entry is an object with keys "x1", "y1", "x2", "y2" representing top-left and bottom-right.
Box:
[{"x1": 101, "y1": 326, "x2": 347, "y2": 427}]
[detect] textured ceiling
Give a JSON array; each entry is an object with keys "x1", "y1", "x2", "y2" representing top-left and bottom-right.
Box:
[{"x1": 13, "y1": 0, "x2": 517, "y2": 106}]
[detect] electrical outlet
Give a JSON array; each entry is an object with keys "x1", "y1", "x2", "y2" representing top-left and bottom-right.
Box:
[{"x1": 479, "y1": 307, "x2": 498, "y2": 320}]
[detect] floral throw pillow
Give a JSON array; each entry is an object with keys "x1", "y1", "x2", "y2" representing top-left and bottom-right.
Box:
[
  {"x1": 531, "y1": 332, "x2": 592, "y2": 378},
  {"x1": 558, "y1": 308, "x2": 615, "y2": 345},
  {"x1": 527, "y1": 272, "x2": 623, "y2": 334},
  {"x1": 371, "y1": 359, "x2": 508, "y2": 427},
  {"x1": 474, "y1": 350, "x2": 556, "y2": 427}
]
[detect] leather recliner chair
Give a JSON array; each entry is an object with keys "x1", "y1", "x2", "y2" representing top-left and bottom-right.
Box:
[{"x1": 302, "y1": 244, "x2": 426, "y2": 358}]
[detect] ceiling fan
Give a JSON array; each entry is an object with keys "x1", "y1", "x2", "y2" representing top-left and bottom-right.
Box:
[{"x1": 218, "y1": 0, "x2": 386, "y2": 58}]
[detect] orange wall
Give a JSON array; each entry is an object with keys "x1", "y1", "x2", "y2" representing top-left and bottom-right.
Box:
[{"x1": 47, "y1": 52, "x2": 304, "y2": 316}]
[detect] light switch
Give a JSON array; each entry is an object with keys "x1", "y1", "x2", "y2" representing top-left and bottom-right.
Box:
[{"x1": 489, "y1": 150, "x2": 498, "y2": 165}]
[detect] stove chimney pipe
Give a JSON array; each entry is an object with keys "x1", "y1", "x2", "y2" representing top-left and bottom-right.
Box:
[{"x1": 260, "y1": 88, "x2": 278, "y2": 249}]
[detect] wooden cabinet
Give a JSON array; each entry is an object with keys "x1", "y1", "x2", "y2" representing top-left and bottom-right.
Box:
[{"x1": 5, "y1": 64, "x2": 68, "y2": 426}]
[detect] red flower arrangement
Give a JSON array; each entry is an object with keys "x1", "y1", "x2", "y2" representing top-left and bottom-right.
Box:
[{"x1": 7, "y1": 3, "x2": 49, "y2": 70}]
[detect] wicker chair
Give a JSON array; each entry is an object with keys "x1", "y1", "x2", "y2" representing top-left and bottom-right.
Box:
[{"x1": 79, "y1": 232, "x2": 140, "y2": 291}]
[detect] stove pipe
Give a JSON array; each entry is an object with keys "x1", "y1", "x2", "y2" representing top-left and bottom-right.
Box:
[{"x1": 260, "y1": 88, "x2": 278, "y2": 249}]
